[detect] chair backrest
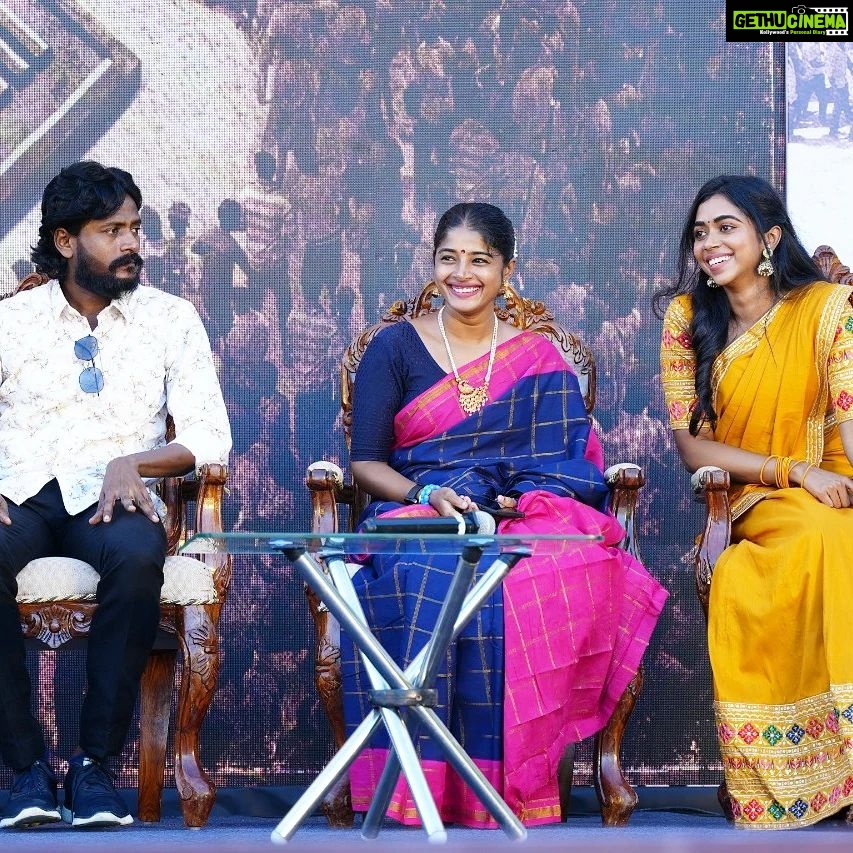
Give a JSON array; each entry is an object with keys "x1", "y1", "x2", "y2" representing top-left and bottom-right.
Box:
[
  {"x1": 13, "y1": 271, "x2": 49, "y2": 292},
  {"x1": 813, "y1": 244, "x2": 853, "y2": 285},
  {"x1": 338, "y1": 281, "x2": 596, "y2": 446}
]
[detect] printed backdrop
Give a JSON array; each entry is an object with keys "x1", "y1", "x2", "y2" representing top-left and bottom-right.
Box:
[{"x1": 0, "y1": 0, "x2": 788, "y2": 791}]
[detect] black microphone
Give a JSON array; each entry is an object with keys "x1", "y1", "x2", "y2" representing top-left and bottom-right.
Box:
[{"x1": 361, "y1": 510, "x2": 497, "y2": 535}]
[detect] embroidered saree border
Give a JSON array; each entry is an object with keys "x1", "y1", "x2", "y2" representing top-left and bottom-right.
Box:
[
  {"x1": 807, "y1": 285, "x2": 853, "y2": 462},
  {"x1": 718, "y1": 285, "x2": 853, "y2": 519},
  {"x1": 715, "y1": 684, "x2": 853, "y2": 828},
  {"x1": 709, "y1": 300, "x2": 784, "y2": 393}
]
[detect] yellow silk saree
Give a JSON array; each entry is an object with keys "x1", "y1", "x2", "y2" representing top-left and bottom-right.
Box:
[{"x1": 662, "y1": 282, "x2": 853, "y2": 828}]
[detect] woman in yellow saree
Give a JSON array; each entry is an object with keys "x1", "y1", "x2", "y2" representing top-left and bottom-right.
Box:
[{"x1": 658, "y1": 175, "x2": 853, "y2": 829}]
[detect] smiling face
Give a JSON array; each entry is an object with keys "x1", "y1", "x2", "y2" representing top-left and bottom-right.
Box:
[
  {"x1": 692, "y1": 193, "x2": 773, "y2": 291},
  {"x1": 433, "y1": 224, "x2": 514, "y2": 318}
]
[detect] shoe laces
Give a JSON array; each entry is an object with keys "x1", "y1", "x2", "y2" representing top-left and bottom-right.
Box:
[
  {"x1": 11, "y1": 761, "x2": 54, "y2": 799},
  {"x1": 74, "y1": 759, "x2": 118, "y2": 795}
]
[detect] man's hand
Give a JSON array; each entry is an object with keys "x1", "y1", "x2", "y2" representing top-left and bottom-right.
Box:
[
  {"x1": 90, "y1": 457, "x2": 160, "y2": 524},
  {"x1": 0, "y1": 495, "x2": 11, "y2": 526}
]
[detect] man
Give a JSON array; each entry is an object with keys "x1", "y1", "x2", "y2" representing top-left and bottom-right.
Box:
[
  {"x1": 162, "y1": 200, "x2": 195, "y2": 298},
  {"x1": 191, "y1": 198, "x2": 252, "y2": 351},
  {"x1": 826, "y1": 42, "x2": 853, "y2": 140},
  {"x1": 258, "y1": 2, "x2": 317, "y2": 176},
  {"x1": 240, "y1": 150, "x2": 293, "y2": 344},
  {"x1": 792, "y1": 42, "x2": 829, "y2": 128},
  {"x1": 0, "y1": 162, "x2": 231, "y2": 829}
]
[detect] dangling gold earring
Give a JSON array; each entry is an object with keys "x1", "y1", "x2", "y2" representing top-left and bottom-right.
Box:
[
  {"x1": 757, "y1": 246, "x2": 775, "y2": 277},
  {"x1": 501, "y1": 278, "x2": 510, "y2": 298},
  {"x1": 706, "y1": 276, "x2": 719, "y2": 289}
]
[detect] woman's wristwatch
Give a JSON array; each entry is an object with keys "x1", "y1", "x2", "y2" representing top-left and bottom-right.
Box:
[
  {"x1": 402, "y1": 483, "x2": 440, "y2": 505},
  {"x1": 403, "y1": 483, "x2": 422, "y2": 505}
]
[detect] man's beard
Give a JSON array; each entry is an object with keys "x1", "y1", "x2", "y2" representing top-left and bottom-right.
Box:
[{"x1": 74, "y1": 246, "x2": 144, "y2": 298}]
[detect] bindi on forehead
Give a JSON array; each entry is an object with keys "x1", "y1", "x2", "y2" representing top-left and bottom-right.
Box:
[{"x1": 444, "y1": 248, "x2": 492, "y2": 256}]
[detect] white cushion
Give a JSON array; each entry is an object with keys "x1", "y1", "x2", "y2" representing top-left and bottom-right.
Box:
[
  {"x1": 690, "y1": 465, "x2": 727, "y2": 491},
  {"x1": 307, "y1": 459, "x2": 344, "y2": 485},
  {"x1": 15, "y1": 555, "x2": 218, "y2": 605},
  {"x1": 603, "y1": 462, "x2": 642, "y2": 483}
]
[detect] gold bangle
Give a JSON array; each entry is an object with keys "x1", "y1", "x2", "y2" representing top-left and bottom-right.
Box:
[
  {"x1": 773, "y1": 455, "x2": 785, "y2": 488},
  {"x1": 758, "y1": 455, "x2": 775, "y2": 486},
  {"x1": 775, "y1": 455, "x2": 792, "y2": 489},
  {"x1": 800, "y1": 463, "x2": 817, "y2": 490},
  {"x1": 787, "y1": 458, "x2": 808, "y2": 489}
]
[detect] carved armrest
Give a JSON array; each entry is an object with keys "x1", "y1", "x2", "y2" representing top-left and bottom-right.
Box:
[
  {"x1": 307, "y1": 461, "x2": 352, "y2": 534},
  {"x1": 304, "y1": 461, "x2": 350, "y2": 779},
  {"x1": 604, "y1": 463, "x2": 644, "y2": 560},
  {"x1": 193, "y1": 463, "x2": 230, "y2": 599},
  {"x1": 690, "y1": 466, "x2": 731, "y2": 617},
  {"x1": 159, "y1": 462, "x2": 230, "y2": 602}
]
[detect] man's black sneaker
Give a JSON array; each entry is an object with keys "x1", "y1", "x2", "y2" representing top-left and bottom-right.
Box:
[
  {"x1": 0, "y1": 759, "x2": 61, "y2": 828},
  {"x1": 61, "y1": 756, "x2": 132, "y2": 828}
]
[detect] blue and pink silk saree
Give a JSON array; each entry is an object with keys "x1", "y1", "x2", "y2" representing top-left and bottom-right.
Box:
[{"x1": 342, "y1": 329, "x2": 667, "y2": 826}]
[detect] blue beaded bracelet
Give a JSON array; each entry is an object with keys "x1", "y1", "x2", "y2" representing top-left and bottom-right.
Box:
[{"x1": 417, "y1": 484, "x2": 441, "y2": 505}]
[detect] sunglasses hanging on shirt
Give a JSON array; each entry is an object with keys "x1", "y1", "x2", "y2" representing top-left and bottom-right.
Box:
[{"x1": 74, "y1": 335, "x2": 104, "y2": 395}]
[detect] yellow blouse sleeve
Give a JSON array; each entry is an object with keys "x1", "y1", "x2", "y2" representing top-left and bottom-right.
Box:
[
  {"x1": 660, "y1": 295, "x2": 697, "y2": 431},
  {"x1": 828, "y1": 311, "x2": 853, "y2": 423}
]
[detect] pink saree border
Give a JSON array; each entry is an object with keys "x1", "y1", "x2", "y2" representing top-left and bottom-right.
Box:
[
  {"x1": 348, "y1": 749, "x2": 561, "y2": 828},
  {"x1": 392, "y1": 331, "x2": 570, "y2": 450}
]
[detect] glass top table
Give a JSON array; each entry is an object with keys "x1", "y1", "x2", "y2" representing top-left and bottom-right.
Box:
[
  {"x1": 181, "y1": 530, "x2": 602, "y2": 556},
  {"x1": 181, "y1": 530, "x2": 601, "y2": 845}
]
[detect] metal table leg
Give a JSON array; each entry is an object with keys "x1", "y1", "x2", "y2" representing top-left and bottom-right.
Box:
[
  {"x1": 361, "y1": 543, "x2": 514, "y2": 838},
  {"x1": 270, "y1": 542, "x2": 529, "y2": 845}
]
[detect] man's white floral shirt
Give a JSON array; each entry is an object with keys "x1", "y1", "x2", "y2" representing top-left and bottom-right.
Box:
[{"x1": 0, "y1": 281, "x2": 232, "y2": 514}]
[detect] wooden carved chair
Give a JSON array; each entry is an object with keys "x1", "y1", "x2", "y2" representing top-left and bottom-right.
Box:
[
  {"x1": 691, "y1": 245, "x2": 853, "y2": 816},
  {"x1": 306, "y1": 281, "x2": 648, "y2": 828},
  {"x1": 10, "y1": 273, "x2": 231, "y2": 828}
]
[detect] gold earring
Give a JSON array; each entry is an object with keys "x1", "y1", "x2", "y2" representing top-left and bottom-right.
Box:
[{"x1": 757, "y1": 246, "x2": 775, "y2": 277}]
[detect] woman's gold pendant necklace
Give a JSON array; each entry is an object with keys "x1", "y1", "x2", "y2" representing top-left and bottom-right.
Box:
[
  {"x1": 437, "y1": 305, "x2": 498, "y2": 416},
  {"x1": 456, "y1": 379, "x2": 488, "y2": 414}
]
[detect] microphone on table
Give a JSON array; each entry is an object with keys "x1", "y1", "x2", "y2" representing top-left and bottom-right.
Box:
[{"x1": 361, "y1": 510, "x2": 497, "y2": 536}]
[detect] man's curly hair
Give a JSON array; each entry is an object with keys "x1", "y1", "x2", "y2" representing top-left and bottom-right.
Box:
[{"x1": 30, "y1": 161, "x2": 142, "y2": 281}]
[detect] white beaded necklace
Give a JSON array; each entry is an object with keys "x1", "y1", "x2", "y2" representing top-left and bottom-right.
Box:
[{"x1": 437, "y1": 305, "x2": 499, "y2": 415}]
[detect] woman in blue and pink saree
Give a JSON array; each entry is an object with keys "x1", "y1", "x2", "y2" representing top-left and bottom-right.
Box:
[{"x1": 343, "y1": 203, "x2": 667, "y2": 828}]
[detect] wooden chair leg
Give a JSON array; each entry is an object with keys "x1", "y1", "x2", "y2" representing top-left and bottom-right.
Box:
[
  {"x1": 557, "y1": 742, "x2": 576, "y2": 822},
  {"x1": 174, "y1": 604, "x2": 220, "y2": 828},
  {"x1": 137, "y1": 649, "x2": 177, "y2": 823},
  {"x1": 306, "y1": 586, "x2": 353, "y2": 828},
  {"x1": 593, "y1": 667, "x2": 643, "y2": 827}
]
